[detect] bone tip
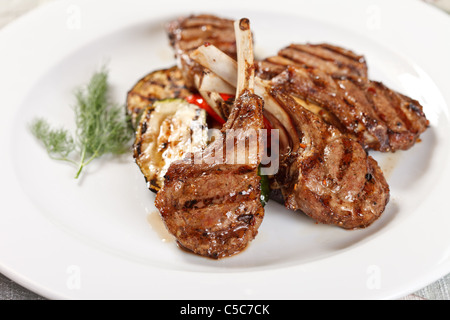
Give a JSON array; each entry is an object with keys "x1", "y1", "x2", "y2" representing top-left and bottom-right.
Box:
[{"x1": 239, "y1": 18, "x2": 250, "y2": 31}]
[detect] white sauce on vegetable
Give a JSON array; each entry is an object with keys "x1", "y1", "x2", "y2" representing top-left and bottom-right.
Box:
[{"x1": 140, "y1": 100, "x2": 207, "y2": 189}]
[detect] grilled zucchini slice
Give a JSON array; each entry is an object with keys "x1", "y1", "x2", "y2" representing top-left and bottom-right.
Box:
[
  {"x1": 126, "y1": 66, "x2": 192, "y2": 127},
  {"x1": 133, "y1": 99, "x2": 208, "y2": 193}
]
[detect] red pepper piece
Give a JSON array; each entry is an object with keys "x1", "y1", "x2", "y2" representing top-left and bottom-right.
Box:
[{"x1": 185, "y1": 94, "x2": 225, "y2": 125}]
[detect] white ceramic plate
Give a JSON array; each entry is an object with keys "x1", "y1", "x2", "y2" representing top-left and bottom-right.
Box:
[{"x1": 1, "y1": 0, "x2": 449, "y2": 300}]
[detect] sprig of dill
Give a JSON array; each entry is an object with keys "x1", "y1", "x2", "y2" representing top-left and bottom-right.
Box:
[{"x1": 30, "y1": 68, "x2": 134, "y2": 179}]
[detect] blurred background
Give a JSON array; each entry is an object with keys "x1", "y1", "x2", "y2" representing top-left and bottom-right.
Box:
[
  {"x1": 1, "y1": 0, "x2": 449, "y2": 29},
  {"x1": 424, "y1": 0, "x2": 450, "y2": 12}
]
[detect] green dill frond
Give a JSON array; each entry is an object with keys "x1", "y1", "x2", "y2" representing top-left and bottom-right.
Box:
[
  {"x1": 30, "y1": 67, "x2": 135, "y2": 179},
  {"x1": 74, "y1": 68, "x2": 110, "y2": 155},
  {"x1": 100, "y1": 104, "x2": 135, "y2": 155},
  {"x1": 30, "y1": 118, "x2": 75, "y2": 160}
]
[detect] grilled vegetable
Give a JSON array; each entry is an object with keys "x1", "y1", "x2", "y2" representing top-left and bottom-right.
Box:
[
  {"x1": 126, "y1": 66, "x2": 192, "y2": 128},
  {"x1": 133, "y1": 99, "x2": 208, "y2": 193},
  {"x1": 185, "y1": 93, "x2": 226, "y2": 125}
]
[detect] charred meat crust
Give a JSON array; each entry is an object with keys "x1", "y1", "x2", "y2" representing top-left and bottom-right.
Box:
[
  {"x1": 156, "y1": 163, "x2": 263, "y2": 259},
  {"x1": 166, "y1": 14, "x2": 238, "y2": 90},
  {"x1": 155, "y1": 94, "x2": 265, "y2": 259},
  {"x1": 258, "y1": 59, "x2": 428, "y2": 152},
  {"x1": 278, "y1": 43, "x2": 368, "y2": 78},
  {"x1": 270, "y1": 89, "x2": 390, "y2": 229},
  {"x1": 156, "y1": 18, "x2": 265, "y2": 259}
]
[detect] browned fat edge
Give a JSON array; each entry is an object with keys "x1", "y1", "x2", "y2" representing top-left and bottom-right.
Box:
[
  {"x1": 245, "y1": 65, "x2": 256, "y2": 91},
  {"x1": 239, "y1": 18, "x2": 250, "y2": 31}
]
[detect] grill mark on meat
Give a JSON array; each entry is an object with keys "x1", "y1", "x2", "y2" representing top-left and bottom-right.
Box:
[
  {"x1": 381, "y1": 84, "x2": 425, "y2": 130},
  {"x1": 272, "y1": 66, "x2": 384, "y2": 150},
  {"x1": 348, "y1": 77, "x2": 428, "y2": 151},
  {"x1": 177, "y1": 14, "x2": 237, "y2": 28},
  {"x1": 363, "y1": 81, "x2": 417, "y2": 150},
  {"x1": 181, "y1": 186, "x2": 260, "y2": 211},
  {"x1": 257, "y1": 60, "x2": 288, "y2": 80},
  {"x1": 257, "y1": 53, "x2": 428, "y2": 151},
  {"x1": 166, "y1": 200, "x2": 262, "y2": 259},
  {"x1": 372, "y1": 82, "x2": 428, "y2": 150},
  {"x1": 337, "y1": 78, "x2": 390, "y2": 150},
  {"x1": 156, "y1": 17, "x2": 265, "y2": 259},
  {"x1": 155, "y1": 93, "x2": 265, "y2": 259},
  {"x1": 318, "y1": 43, "x2": 366, "y2": 62},
  {"x1": 269, "y1": 88, "x2": 389, "y2": 229},
  {"x1": 277, "y1": 44, "x2": 368, "y2": 79},
  {"x1": 181, "y1": 189, "x2": 259, "y2": 210},
  {"x1": 287, "y1": 44, "x2": 368, "y2": 78},
  {"x1": 168, "y1": 167, "x2": 260, "y2": 210},
  {"x1": 337, "y1": 138, "x2": 354, "y2": 181},
  {"x1": 166, "y1": 14, "x2": 237, "y2": 90}
]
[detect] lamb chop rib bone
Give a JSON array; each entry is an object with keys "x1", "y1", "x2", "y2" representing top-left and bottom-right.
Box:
[
  {"x1": 191, "y1": 44, "x2": 299, "y2": 152},
  {"x1": 190, "y1": 43, "x2": 390, "y2": 229},
  {"x1": 155, "y1": 18, "x2": 266, "y2": 259}
]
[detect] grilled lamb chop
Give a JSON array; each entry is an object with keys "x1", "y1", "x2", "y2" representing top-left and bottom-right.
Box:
[
  {"x1": 257, "y1": 44, "x2": 429, "y2": 152},
  {"x1": 191, "y1": 44, "x2": 390, "y2": 229},
  {"x1": 166, "y1": 14, "x2": 237, "y2": 91},
  {"x1": 155, "y1": 18, "x2": 265, "y2": 258},
  {"x1": 267, "y1": 80, "x2": 390, "y2": 229}
]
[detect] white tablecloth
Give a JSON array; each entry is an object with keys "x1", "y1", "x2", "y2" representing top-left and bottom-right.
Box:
[{"x1": 0, "y1": 0, "x2": 449, "y2": 300}]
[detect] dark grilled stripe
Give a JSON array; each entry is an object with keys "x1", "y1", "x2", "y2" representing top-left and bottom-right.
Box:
[
  {"x1": 361, "y1": 81, "x2": 418, "y2": 151},
  {"x1": 178, "y1": 15, "x2": 235, "y2": 29},
  {"x1": 289, "y1": 44, "x2": 367, "y2": 77},
  {"x1": 258, "y1": 43, "x2": 427, "y2": 152},
  {"x1": 279, "y1": 47, "x2": 340, "y2": 74},
  {"x1": 338, "y1": 138, "x2": 354, "y2": 181},
  {"x1": 339, "y1": 77, "x2": 391, "y2": 149},
  {"x1": 375, "y1": 82, "x2": 417, "y2": 134},
  {"x1": 180, "y1": 191, "x2": 259, "y2": 210},
  {"x1": 318, "y1": 43, "x2": 366, "y2": 62}
]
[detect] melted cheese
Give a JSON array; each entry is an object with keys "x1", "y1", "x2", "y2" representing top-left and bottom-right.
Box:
[{"x1": 136, "y1": 99, "x2": 207, "y2": 190}]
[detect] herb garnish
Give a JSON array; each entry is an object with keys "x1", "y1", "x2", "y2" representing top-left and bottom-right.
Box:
[{"x1": 30, "y1": 68, "x2": 134, "y2": 179}]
